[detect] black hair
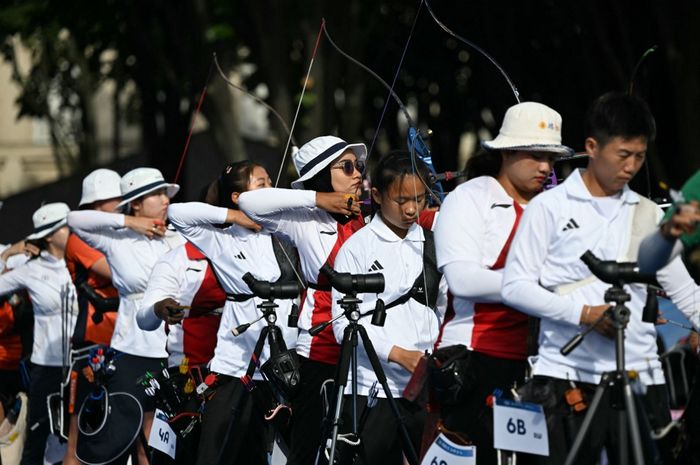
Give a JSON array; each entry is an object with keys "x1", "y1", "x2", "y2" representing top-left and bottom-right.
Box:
[
  {"x1": 205, "y1": 161, "x2": 263, "y2": 210},
  {"x1": 465, "y1": 148, "x2": 502, "y2": 179},
  {"x1": 26, "y1": 238, "x2": 47, "y2": 261},
  {"x1": 371, "y1": 151, "x2": 432, "y2": 197},
  {"x1": 301, "y1": 165, "x2": 334, "y2": 193},
  {"x1": 584, "y1": 92, "x2": 656, "y2": 146}
]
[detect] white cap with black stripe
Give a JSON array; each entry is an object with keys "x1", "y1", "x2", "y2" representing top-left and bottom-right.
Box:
[
  {"x1": 291, "y1": 136, "x2": 367, "y2": 189},
  {"x1": 116, "y1": 168, "x2": 179, "y2": 208},
  {"x1": 26, "y1": 202, "x2": 70, "y2": 240}
]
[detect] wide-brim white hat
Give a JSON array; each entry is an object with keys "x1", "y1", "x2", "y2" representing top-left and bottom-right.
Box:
[
  {"x1": 116, "y1": 167, "x2": 179, "y2": 208},
  {"x1": 79, "y1": 169, "x2": 122, "y2": 207},
  {"x1": 27, "y1": 202, "x2": 70, "y2": 240},
  {"x1": 291, "y1": 136, "x2": 367, "y2": 189},
  {"x1": 481, "y1": 102, "x2": 575, "y2": 158}
]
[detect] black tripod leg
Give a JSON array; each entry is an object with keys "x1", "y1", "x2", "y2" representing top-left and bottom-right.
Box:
[
  {"x1": 621, "y1": 374, "x2": 645, "y2": 465},
  {"x1": 356, "y1": 326, "x2": 419, "y2": 465},
  {"x1": 321, "y1": 325, "x2": 356, "y2": 465},
  {"x1": 564, "y1": 373, "x2": 611, "y2": 465},
  {"x1": 632, "y1": 385, "x2": 663, "y2": 464}
]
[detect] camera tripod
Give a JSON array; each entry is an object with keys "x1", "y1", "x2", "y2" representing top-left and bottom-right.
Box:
[
  {"x1": 214, "y1": 273, "x2": 300, "y2": 465},
  {"x1": 561, "y1": 284, "x2": 661, "y2": 465},
  {"x1": 312, "y1": 292, "x2": 419, "y2": 465}
]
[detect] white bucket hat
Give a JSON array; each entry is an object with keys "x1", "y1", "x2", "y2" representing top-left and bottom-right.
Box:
[
  {"x1": 291, "y1": 136, "x2": 367, "y2": 189},
  {"x1": 79, "y1": 169, "x2": 122, "y2": 207},
  {"x1": 27, "y1": 202, "x2": 70, "y2": 240},
  {"x1": 482, "y1": 102, "x2": 574, "y2": 157},
  {"x1": 116, "y1": 168, "x2": 179, "y2": 208}
]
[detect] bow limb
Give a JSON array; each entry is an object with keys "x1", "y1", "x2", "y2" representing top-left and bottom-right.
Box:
[
  {"x1": 323, "y1": 8, "x2": 444, "y2": 205},
  {"x1": 322, "y1": 23, "x2": 415, "y2": 128},
  {"x1": 424, "y1": 0, "x2": 520, "y2": 104},
  {"x1": 213, "y1": 52, "x2": 297, "y2": 148},
  {"x1": 174, "y1": 59, "x2": 215, "y2": 184}
]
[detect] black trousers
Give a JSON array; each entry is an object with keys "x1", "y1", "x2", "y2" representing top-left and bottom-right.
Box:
[
  {"x1": 287, "y1": 356, "x2": 336, "y2": 465},
  {"x1": 195, "y1": 375, "x2": 268, "y2": 465},
  {"x1": 336, "y1": 395, "x2": 424, "y2": 465},
  {"x1": 518, "y1": 375, "x2": 672, "y2": 465},
  {"x1": 0, "y1": 368, "x2": 22, "y2": 412},
  {"x1": 440, "y1": 351, "x2": 528, "y2": 465},
  {"x1": 19, "y1": 364, "x2": 63, "y2": 465},
  {"x1": 108, "y1": 352, "x2": 165, "y2": 412}
]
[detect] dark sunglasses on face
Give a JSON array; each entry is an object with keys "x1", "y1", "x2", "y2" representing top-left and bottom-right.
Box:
[{"x1": 332, "y1": 159, "x2": 365, "y2": 176}]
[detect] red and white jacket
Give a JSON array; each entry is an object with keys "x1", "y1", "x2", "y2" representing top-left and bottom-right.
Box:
[
  {"x1": 137, "y1": 242, "x2": 225, "y2": 367},
  {"x1": 434, "y1": 176, "x2": 529, "y2": 360}
]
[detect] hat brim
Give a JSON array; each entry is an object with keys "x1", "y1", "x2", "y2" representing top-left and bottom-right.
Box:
[
  {"x1": 117, "y1": 182, "x2": 179, "y2": 208},
  {"x1": 76, "y1": 390, "x2": 143, "y2": 465},
  {"x1": 291, "y1": 143, "x2": 367, "y2": 190},
  {"x1": 26, "y1": 219, "x2": 67, "y2": 241},
  {"x1": 79, "y1": 194, "x2": 122, "y2": 208},
  {"x1": 482, "y1": 138, "x2": 575, "y2": 158}
]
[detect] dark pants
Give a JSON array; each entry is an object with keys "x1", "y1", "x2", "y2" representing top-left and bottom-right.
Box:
[
  {"x1": 518, "y1": 375, "x2": 672, "y2": 465},
  {"x1": 287, "y1": 356, "x2": 336, "y2": 465},
  {"x1": 336, "y1": 395, "x2": 424, "y2": 465},
  {"x1": 440, "y1": 351, "x2": 528, "y2": 465},
  {"x1": 195, "y1": 375, "x2": 268, "y2": 465},
  {"x1": 0, "y1": 369, "x2": 22, "y2": 413},
  {"x1": 20, "y1": 364, "x2": 63, "y2": 465},
  {"x1": 678, "y1": 361, "x2": 700, "y2": 464},
  {"x1": 108, "y1": 352, "x2": 165, "y2": 412}
]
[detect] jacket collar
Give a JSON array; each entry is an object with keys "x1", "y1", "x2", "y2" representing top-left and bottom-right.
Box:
[
  {"x1": 369, "y1": 213, "x2": 424, "y2": 243},
  {"x1": 563, "y1": 169, "x2": 640, "y2": 204}
]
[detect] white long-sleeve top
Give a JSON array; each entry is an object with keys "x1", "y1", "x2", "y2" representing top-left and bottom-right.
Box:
[
  {"x1": 0, "y1": 251, "x2": 77, "y2": 366},
  {"x1": 168, "y1": 202, "x2": 297, "y2": 378},
  {"x1": 0, "y1": 245, "x2": 30, "y2": 272},
  {"x1": 331, "y1": 214, "x2": 444, "y2": 398},
  {"x1": 239, "y1": 188, "x2": 364, "y2": 365},
  {"x1": 434, "y1": 176, "x2": 530, "y2": 359},
  {"x1": 502, "y1": 169, "x2": 700, "y2": 385},
  {"x1": 67, "y1": 210, "x2": 184, "y2": 357}
]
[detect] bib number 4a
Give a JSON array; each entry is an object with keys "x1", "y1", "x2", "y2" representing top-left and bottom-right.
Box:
[{"x1": 148, "y1": 409, "x2": 177, "y2": 459}]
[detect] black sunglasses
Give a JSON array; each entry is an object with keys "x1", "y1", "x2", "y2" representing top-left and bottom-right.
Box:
[{"x1": 332, "y1": 159, "x2": 365, "y2": 176}]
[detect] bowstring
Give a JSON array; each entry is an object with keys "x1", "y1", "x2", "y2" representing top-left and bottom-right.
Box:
[
  {"x1": 366, "y1": 0, "x2": 424, "y2": 164},
  {"x1": 274, "y1": 19, "x2": 326, "y2": 187}
]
